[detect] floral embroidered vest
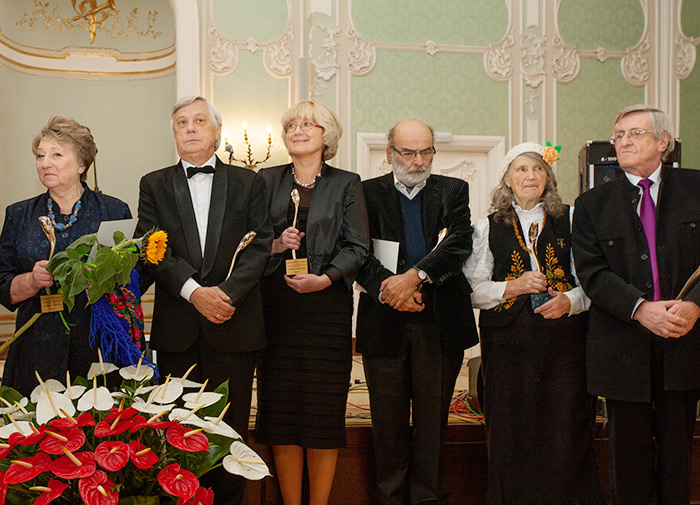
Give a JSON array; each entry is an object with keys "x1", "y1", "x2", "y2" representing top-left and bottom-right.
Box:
[{"x1": 479, "y1": 206, "x2": 576, "y2": 328}]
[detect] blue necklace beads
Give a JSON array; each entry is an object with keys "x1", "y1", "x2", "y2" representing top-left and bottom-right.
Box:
[{"x1": 47, "y1": 197, "x2": 82, "y2": 231}]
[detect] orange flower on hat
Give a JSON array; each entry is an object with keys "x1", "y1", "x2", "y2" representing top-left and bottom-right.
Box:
[{"x1": 542, "y1": 146, "x2": 560, "y2": 165}]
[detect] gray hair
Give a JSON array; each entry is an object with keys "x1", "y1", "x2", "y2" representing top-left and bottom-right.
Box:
[
  {"x1": 171, "y1": 95, "x2": 223, "y2": 150},
  {"x1": 490, "y1": 151, "x2": 565, "y2": 224},
  {"x1": 614, "y1": 104, "x2": 675, "y2": 160}
]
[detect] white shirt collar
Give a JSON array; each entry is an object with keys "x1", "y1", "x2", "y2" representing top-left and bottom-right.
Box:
[
  {"x1": 181, "y1": 154, "x2": 217, "y2": 174},
  {"x1": 393, "y1": 174, "x2": 427, "y2": 200},
  {"x1": 623, "y1": 162, "x2": 662, "y2": 187}
]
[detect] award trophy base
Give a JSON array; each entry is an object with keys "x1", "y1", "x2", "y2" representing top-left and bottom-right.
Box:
[
  {"x1": 286, "y1": 258, "x2": 308, "y2": 276},
  {"x1": 41, "y1": 294, "x2": 64, "y2": 313}
]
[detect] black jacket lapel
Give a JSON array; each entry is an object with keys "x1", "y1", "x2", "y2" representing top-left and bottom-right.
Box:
[{"x1": 173, "y1": 162, "x2": 203, "y2": 271}]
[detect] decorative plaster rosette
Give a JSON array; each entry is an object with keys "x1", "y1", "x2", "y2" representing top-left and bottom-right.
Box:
[
  {"x1": 264, "y1": 29, "x2": 294, "y2": 77},
  {"x1": 674, "y1": 34, "x2": 696, "y2": 80},
  {"x1": 208, "y1": 27, "x2": 238, "y2": 74}
]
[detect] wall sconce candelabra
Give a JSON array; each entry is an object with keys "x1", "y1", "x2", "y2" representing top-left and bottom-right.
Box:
[{"x1": 225, "y1": 123, "x2": 272, "y2": 170}]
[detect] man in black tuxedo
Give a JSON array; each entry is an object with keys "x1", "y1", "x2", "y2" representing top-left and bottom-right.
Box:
[
  {"x1": 355, "y1": 119, "x2": 478, "y2": 505},
  {"x1": 136, "y1": 96, "x2": 272, "y2": 504},
  {"x1": 573, "y1": 104, "x2": 700, "y2": 505}
]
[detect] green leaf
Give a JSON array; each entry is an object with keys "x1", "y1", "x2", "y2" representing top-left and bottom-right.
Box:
[
  {"x1": 113, "y1": 230, "x2": 126, "y2": 245},
  {"x1": 118, "y1": 497, "x2": 161, "y2": 505},
  {"x1": 68, "y1": 266, "x2": 90, "y2": 298},
  {"x1": 200, "y1": 380, "x2": 230, "y2": 419},
  {"x1": 94, "y1": 247, "x2": 120, "y2": 284}
]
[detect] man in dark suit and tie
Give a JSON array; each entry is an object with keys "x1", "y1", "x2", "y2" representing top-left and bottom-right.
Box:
[
  {"x1": 573, "y1": 104, "x2": 700, "y2": 505},
  {"x1": 355, "y1": 119, "x2": 479, "y2": 505},
  {"x1": 136, "y1": 96, "x2": 273, "y2": 504}
]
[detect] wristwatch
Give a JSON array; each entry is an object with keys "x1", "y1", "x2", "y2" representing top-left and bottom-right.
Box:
[{"x1": 414, "y1": 268, "x2": 427, "y2": 282}]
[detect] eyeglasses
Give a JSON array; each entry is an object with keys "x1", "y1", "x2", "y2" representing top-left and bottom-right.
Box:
[
  {"x1": 391, "y1": 146, "x2": 436, "y2": 160},
  {"x1": 284, "y1": 121, "x2": 321, "y2": 134},
  {"x1": 609, "y1": 129, "x2": 655, "y2": 144}
]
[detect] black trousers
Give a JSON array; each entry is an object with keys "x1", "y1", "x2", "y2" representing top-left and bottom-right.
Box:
[
  {"x1": 157, "y1": 335, "x2": 258, "y2": 505},
  {"x1": 363, "y1": 321, "x2": 463, "y2": 505},
  {"x1": 606, "y1": 341, "x2": 700, "y2": 505}
]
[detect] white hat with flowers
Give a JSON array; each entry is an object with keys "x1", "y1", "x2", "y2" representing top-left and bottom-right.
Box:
[{"x1": 500, "y1": 141, "x2": 562, "y2": 174}]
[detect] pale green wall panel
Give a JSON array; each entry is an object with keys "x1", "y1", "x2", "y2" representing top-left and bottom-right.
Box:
[
  {"x1": 212, "y1": 51, "x2": 290, "y2": 169},
  {"x1": 2, "y1": 0, "x2": 174, "y2": 52},
  {"x1": 212, "y1": 0, "x2": 288, "y2": 42},
  {"x1": 351, "y1": 51, "x2": 508, "y2": 170},
  {"x1": 556, "y1": 58, "x2": 644, "y2": 203},
  {"x1": 0, "y1": 67, "x2": 175, "y2": 214},
  {"x1": 680, "y1": 61, "x2": 700, "y2": 170},
  {"x1": 558, "y1": 0, "x2": 644, "y2": 50},
  {"x1": 681, "y1": 0, "x2": 700, "y2": 37},
  {"x1": 351, "y1": 0, "x2": 509, "y2": 46}
]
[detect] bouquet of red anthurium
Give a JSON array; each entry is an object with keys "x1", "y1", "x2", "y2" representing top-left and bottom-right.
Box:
[{"x1": 0, "y1": 356, "x2": 269, "y2": 504}]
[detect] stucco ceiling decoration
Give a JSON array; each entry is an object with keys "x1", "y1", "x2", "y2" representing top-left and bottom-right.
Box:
[
  {"x1": 16, "y1": 0, "x2": 162, "y2": 44},
  {"x1": 206, "y1": 21, "x2": 293, "y2": 78},
  {"x1": 621, "y1": 35, "x2": 651, "y2": 86},
  {"x1": 0, "y1": 32, "x2": 174, "y2": 79}
]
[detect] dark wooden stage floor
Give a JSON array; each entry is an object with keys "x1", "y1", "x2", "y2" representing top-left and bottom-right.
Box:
[{"x1": 243, "y1": 419, "x2": 700, "y2": 505}]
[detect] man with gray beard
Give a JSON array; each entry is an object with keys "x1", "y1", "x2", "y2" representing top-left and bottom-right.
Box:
[{"x1": 356, "y1": 119, "x2": 478, "y2": 505}]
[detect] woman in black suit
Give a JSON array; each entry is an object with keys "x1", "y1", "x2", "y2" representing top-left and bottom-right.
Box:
[{"x1": 255, "y1": 100, "x2": 369, "y2": 505}]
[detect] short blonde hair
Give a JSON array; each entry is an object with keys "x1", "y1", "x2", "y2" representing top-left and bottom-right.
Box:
[
  {"x1": 281, "y1": 100, "x2": 342, "y2": 160},
  {"x1": 32, "y1": 115, "x2": 96, "y2": 182}
]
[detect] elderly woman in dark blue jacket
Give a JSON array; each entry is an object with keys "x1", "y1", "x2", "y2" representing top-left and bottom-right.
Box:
[{"x1": 255, "y1": 100, "x2": 369, "y2": 505}]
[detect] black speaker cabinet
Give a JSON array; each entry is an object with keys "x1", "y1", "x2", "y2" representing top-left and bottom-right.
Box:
[{"x1": 578, "y1": 139, "x2": 681, "y2": 194}]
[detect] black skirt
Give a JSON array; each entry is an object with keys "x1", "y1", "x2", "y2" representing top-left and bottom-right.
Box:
[
  {"x1": 254, "y1": 265, "x2": 352, "y2": 449},
  {"x1": 480, "y1": 303, "x2": 605, "y2": 505}
]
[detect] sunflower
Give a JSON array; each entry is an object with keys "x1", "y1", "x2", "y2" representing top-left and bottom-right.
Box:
[{"x1": 144, "y1": 230, "x2": 168, "y2": 264}]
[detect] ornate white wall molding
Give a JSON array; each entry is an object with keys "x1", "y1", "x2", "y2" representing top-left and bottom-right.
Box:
[
  {"x1": 484, "y1": 31, "x2": 514, "y2": 82},
  {"x1": 346, "y1": 26, "x2": 376, "y2": 75},
  {"x1": 621, "y1": 35, "x2": 651, "y2": 86},
  {"x1": 521, "y1": 33, "x2": 546, "y2": 88},
  {"x1": 551, "y1": 36, "x2": 579, "y2": 83},
  {"x1": 440, "y1": 160, "x2": 478, "y2": 182},
  {"x1": 674, "y1": 33, "x2": 697, "y2": 80},
  {"x1": 310, "y1": 24, "x2": 340, "y2": 81},
  {"x1": 206, "y1": 16, "x2": 294, "y2": 78},
  {"x1": 173, "y1": 0, "x2": 200, "y2": 97}
]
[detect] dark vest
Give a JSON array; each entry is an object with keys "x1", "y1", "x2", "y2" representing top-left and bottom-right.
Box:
[{"x1": 480, "y1": 206, "x2": 576, "y2": 328}]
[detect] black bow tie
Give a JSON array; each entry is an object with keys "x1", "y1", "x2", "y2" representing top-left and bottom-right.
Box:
[{"x1": 186, "y1": 166, "x2": 216, "y2": 178}]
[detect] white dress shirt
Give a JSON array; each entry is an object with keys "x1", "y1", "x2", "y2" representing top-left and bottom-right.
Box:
[
  {"x1": 179, "y1": 154, "x2": 217, "y2": 302},
  {"x1": 463, "y1": 203, "x2": 590, "y2": 315}
]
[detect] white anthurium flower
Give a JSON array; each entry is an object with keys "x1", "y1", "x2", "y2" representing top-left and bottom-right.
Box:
[
  {"x1": 0, "y1": 420, "x2": 34, "y2": 438},
  {"x1": 0, "y1": 397, "x2": 29, "y2": 416},
  {"x1": 64, "y1": 385, "x2": 87, "y2": 400},
  {"x1": 30, "y1": 379, "x2": 65, "y2": 403},
  {"x1": 178, "y1": 379, "x2": 204, "y2": 388},
  {"x1": 36, "y1": 391, "x2": 76, "y2": 425},
  {"x1": 168, "y1": 408, "x2": 208, "y2": 427},
  {"x1": 182, "y1": 392, "x2": 222, "y2": 409},
  {"x1": 223, "y1": 441, "x2": 271, "y2": 480},
  {"x1": 77, "y1": 386, "x2": 114, "y2": 412},
  {"x1": 202, "y1": 417, "x2": 242, "y2": 440},
  {"x1": 145, "y1": 381, "x2": 183, "y2": 405},
  {"x1": 119, "y1": 364, "x2": 155, "y2": 382},
  {"x1": 131, "y1": 398, "x2": 175, "y2": 415},
  {"x1": 87, "y1": 361, "x2": 119, "y2": 380}
]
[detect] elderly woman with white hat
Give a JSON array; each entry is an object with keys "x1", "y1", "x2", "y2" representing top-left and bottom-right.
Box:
[{"x1": 463, "y1": 142, "x2": 605, "y2": 504}]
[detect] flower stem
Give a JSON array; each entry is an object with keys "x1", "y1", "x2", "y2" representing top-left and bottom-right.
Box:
[{"x1": 0, "y1": 312, "x2": 41, "y2": 355}]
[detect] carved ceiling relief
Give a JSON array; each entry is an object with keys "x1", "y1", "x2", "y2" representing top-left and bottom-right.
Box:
[{"x1": 16, "y1": 0, "x2": 162, "y2": 44}]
